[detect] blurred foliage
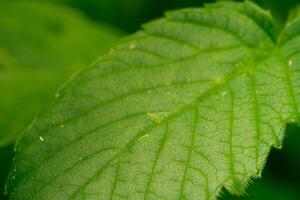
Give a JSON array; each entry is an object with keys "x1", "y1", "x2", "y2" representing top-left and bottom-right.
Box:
[
  {"x1": 255, "y1": 0, "x2": 299, "y2": 27},
  {"x1": 13, "y1": 0, "x2": 300, "y2": 32},
  {"x1": 0, "y1": 0, "x2": 300, "y2": 199},
  {"x1": 14, "y1": 0, "x2": 209, "y2": 32},
  {"x1": 0, "y1": 1, "x2": 122, "y2": 147}
]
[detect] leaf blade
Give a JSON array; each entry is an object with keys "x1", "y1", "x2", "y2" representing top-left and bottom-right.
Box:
[{"x1": 7, "y1": 2, "x2": 300, "y2": 200}]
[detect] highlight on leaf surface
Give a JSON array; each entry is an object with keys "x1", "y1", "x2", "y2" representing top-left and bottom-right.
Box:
[
  {"x1": 0, "y1": 1, "x2": 122, "y2": 147},
  {"x1": 6, "y1": 1, "x2": 300, "y2": 199}
]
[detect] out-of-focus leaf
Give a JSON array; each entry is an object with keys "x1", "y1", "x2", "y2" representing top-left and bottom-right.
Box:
[
  {"x1": 0, "y1": 1, "x2": 122, "y2": 69},
  {"x1": 15, "y1": 0, "x2": 214, "y2": 32},
  {"x1": 14, "y1": 0, "x2": 300, "y2": 32},
  {"x1": 0, "y1": 1, "x2": 122, "y2": 147},
  {"x1": 14, "y1": 0, "x2": 152, "y2": 32}
]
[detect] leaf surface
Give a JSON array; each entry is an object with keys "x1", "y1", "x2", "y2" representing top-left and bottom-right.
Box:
[{"x1": 7, "y1": 2, "x2": 300, "y2": 199}]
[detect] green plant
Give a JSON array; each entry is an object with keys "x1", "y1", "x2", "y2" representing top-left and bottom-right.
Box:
[
  {"x1": 15, "y1": 0, "x2": 206, "y2": 32},
  {"x1": 4, "y1": 1, "x2": 300, "y2": 199},
  {"x1": 0, "y1": 1, "x2": 122, "y2": 147}
]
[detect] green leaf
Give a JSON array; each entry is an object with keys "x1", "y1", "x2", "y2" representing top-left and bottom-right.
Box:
[
  {"x1": 0, "y1": 1, "x2": 122, "y2": 147},
  {"x1": 14, "y1": 0, "x2": 155, "y2": 32},
  {"x1": 6, "y1": 1, "x2": 300, "y2": 199}
]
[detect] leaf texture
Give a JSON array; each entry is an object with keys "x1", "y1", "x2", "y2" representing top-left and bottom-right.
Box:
[{"x1": 6, "y1": 1, "x2": 300, "y2": 199}]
